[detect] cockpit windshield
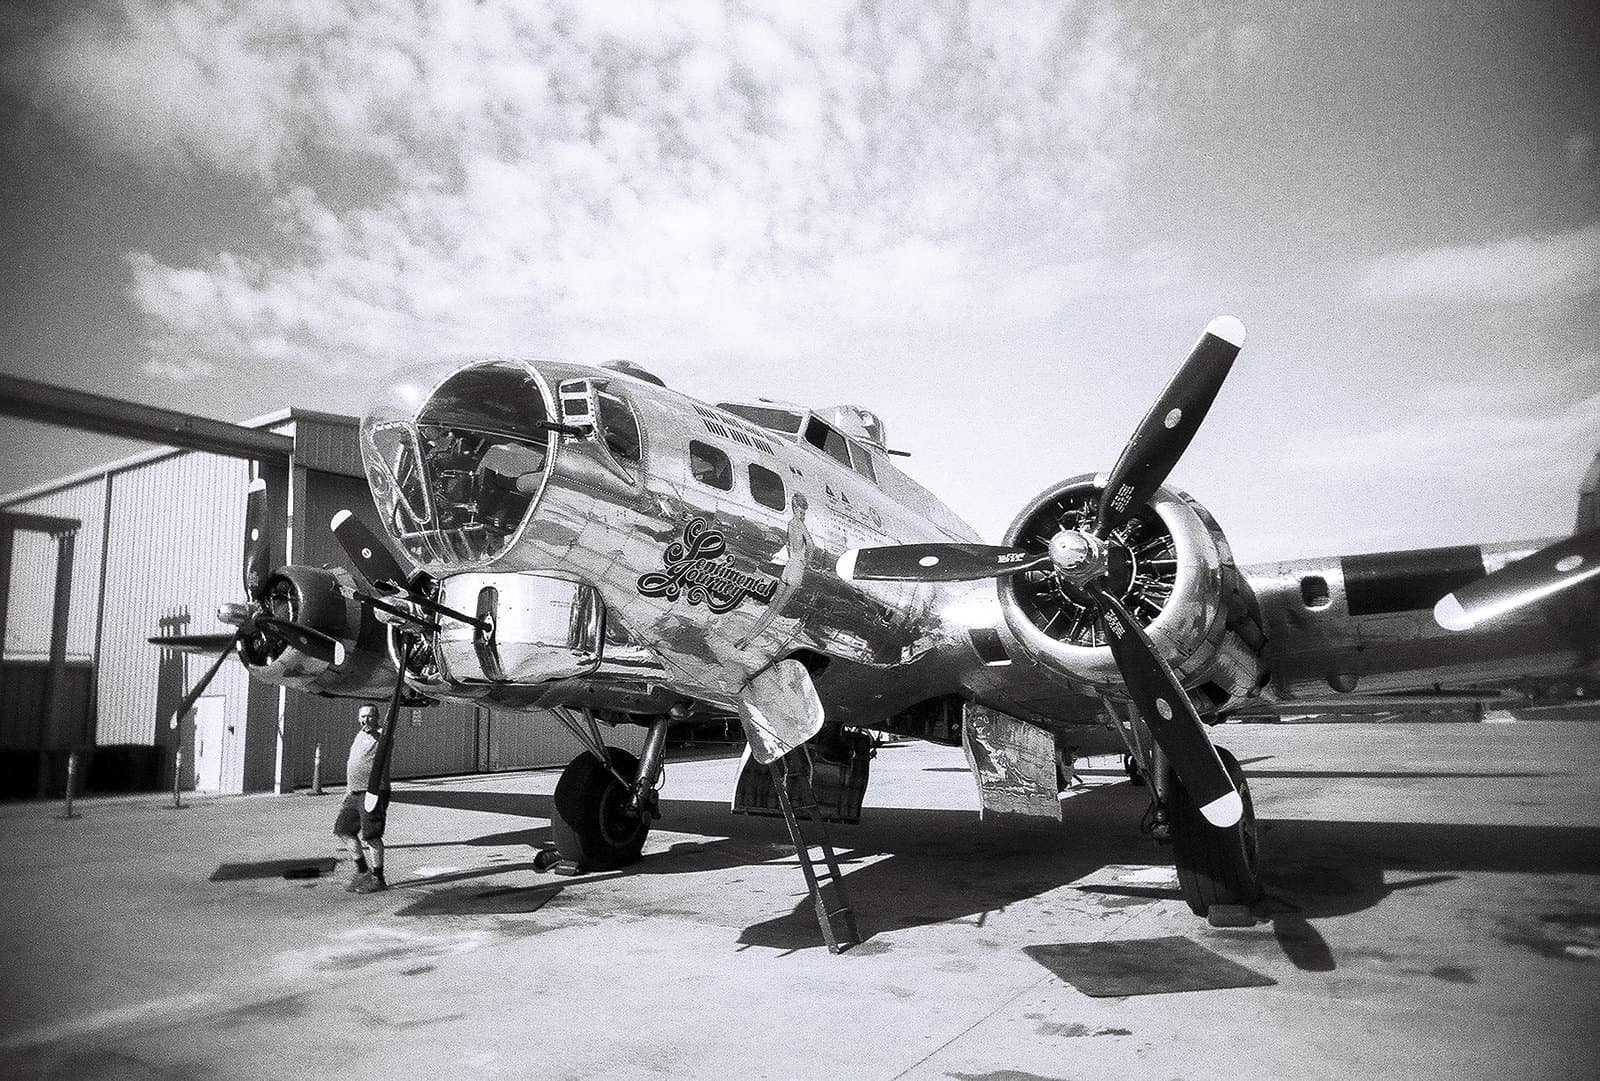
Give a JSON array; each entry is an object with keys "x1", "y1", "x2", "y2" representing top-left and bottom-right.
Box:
[{"x1": 360, "y1": 360, "x2": 555, "y2": 568}]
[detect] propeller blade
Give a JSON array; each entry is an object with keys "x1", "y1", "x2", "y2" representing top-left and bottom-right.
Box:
[
  {"x1": 366, "y1": 637, "x2": 416, "y2": 810},
  {"x1": 331, "y1": 509, "x2": 410, "y2": 592},
  {"x1": 243, "y1": 477, "x2": 272, "y2": 602},
  {"x1": 1095, "y1": 315, "x2": 1244, "y2": 538},
  {"x1": 147, "y1": 633, "x2": 239, "y2": 654},
  {"x1": 167, "y1": 639, "x2": 238, "y2": 730},
  {"x1": 1435, "y1": 527, "x2": 1600, "y2": 631},
  {"x1": 255, "y1": 616, "x2": 345, "y2": 666},
  {"x1": 837, "y1": 544, "x2": 1048, "y2": 583},
  {"x1": 1088, "y1": 583, "x2": 1241, "y2": 827}
]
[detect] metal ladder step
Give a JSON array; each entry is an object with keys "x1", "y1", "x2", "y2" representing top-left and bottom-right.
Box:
[{"x1": 771, "y1": 748, "x2": 860, "y2": 954}]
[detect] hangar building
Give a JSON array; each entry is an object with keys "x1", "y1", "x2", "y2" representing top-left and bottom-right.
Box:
[{"x1": 0, "y1": 403, "x2": 640, "y2": 799}]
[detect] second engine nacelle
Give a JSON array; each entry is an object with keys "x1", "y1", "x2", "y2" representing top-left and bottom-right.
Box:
[
  {"x1": 997, "y1": 475, "x2": 1264, "y2": 711},
  {"x1": 239, "y1": 564, "x2": 401, "y2": 700}
]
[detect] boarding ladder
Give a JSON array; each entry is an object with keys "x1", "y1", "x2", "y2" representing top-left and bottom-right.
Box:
[{"x1": 770, "y1": 747, "x2": 860, "y2": 953}]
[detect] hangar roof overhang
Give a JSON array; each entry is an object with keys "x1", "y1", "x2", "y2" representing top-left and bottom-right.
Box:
[
  {"x1": 0, "y1": 375, "x2": 364, "y2": 505},
  {"x1": 0, "y1": 373, "x2": 295, "y2": 462}
]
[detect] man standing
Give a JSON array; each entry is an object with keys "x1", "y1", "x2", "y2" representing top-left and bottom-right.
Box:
[{"x1": 334, "y1": 704, "x2": 388, "y2": 893}]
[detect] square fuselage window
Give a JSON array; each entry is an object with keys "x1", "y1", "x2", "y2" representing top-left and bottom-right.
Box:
[
  {"x1": 749, "y1": 463, "x2": 786, "y2": 510},
  {"x1": 689, "y1": 440, "x2": 733, "y2": 490}
]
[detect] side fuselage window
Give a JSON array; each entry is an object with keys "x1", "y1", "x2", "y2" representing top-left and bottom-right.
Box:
[
  {"x1": 598, "y1": 392, "x2": 641, "y2": 463},
  {"x1": 689, "y1": 440, "x2": 733, "y2": 490},
  {"x1": 749, "y1": 463, "x2": 786, "y2": 510}
]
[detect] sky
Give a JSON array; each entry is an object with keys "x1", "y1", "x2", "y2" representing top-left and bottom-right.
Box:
[{"x1": 1, "y1": 0, "x2": 1596, "y2": 563}]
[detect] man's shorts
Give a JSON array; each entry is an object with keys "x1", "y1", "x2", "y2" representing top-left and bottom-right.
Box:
[{"x1": 333, "y1": 789, "x2": 389, "y2": 843}]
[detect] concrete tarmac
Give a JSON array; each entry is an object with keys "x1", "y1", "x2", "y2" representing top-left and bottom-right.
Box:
[{"x1": 1, "y1": 720, "x2": 1597, "y2": 1080}]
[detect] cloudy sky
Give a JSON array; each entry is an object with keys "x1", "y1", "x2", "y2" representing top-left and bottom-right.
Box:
[{"x1": 1, "y1": 0, "x2": 1595, "y2": 562}]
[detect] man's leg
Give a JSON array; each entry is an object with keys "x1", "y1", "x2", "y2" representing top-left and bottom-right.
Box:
[
  {"x1": 363, "y1": 836, "x2": 384, "y2": 883},
  {"x1": 334, "y1": 791, "x2": 370, "y2": 889},
  {"x1": 354, "y1": 793, "x2": 389, "y2": 892}
]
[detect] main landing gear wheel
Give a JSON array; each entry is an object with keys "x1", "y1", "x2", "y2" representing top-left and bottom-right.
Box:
[
  {"x1": 552, "y1": 750, "x2": 650, "y2": 871},
  {"x1": 1167, "y1": 746, "x2": 1261, "y2": 916}
]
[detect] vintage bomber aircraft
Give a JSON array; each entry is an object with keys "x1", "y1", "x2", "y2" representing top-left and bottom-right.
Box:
[{"x1": 155, "y1": 316, "x2": 1600, "y2": 921}]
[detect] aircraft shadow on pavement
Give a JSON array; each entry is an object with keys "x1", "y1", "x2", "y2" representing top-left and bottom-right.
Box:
[
  {"x1": 1256, "y1": 817, "x2": 1600, "y2": 970},
  {"x1": 385, "y1": 783, "x2": 1600, "y2": 966}
]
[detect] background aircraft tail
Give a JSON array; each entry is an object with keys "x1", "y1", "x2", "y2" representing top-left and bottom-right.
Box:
[{"x1": 1578, "y1": 447, "x2": 1599, "y2": 535}]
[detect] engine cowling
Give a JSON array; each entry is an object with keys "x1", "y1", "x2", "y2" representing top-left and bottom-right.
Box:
[
  {"x1": 997, "y1": 475, "x2": 1263, "y2": 710},
  {"x1": 239, "y1": 564, "x2": 400, "y2": 699}
]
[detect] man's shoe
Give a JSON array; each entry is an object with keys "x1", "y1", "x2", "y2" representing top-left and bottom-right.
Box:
[
  {"x1": 353, "y1": 874, "x2": 387, "y2": 894},
  {"x1": 346, "y1": 872, "x2": 371, "y2": 892}
]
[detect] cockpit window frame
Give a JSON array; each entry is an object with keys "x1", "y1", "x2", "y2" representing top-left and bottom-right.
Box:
[
  {"x1": 847, "y1": 441, "x2": 878, "y2": 483},
  {"x1": 803, "y1": 416, "x2": 853, "y2": 467},
  {"x1": 597, "y1": 389, "x2": 644, "y2": 467}
]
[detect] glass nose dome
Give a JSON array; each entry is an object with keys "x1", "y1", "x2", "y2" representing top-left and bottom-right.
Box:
[{"x1": 360, "y1": 359, "x2": 556, "y2": 568}]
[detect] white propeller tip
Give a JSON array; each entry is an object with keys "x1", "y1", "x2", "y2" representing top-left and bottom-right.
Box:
[
  {"x1": 330, "y1": 509, "x2": 352, "y2": 531},
  {"x1": 836, "y1": 549, "x2": 859, "y2": 583},
  {"x1": 1200, "y1": 789, "x2": 1243, "y2": 828},
  {"x1": 1433, "y1": 593, "x2": 1474, "y2": 632},
  {"x1": 1206, "y1": 315, "x2": 1246, "y2": 348},
  {"x1": 248, "y1": 477, "x2": 268, "y2": 493}
]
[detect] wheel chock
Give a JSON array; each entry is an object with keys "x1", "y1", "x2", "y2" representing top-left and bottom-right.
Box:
[{"x1": 1206, "y1": 903, "x2": 1257, "y2": 928}]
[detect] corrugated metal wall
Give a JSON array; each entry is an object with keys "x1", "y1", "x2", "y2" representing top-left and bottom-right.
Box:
[
  {"x1": 3, "y1": 479, "x2": 106, "y2": 659},
  {"x1": 486, "y1": 710, "x2": 646, "y2": 771},
  {"x1": 98, "y1": 454, "x2": 251, "y2": 755},
  {"x1": 287, "y1": 411, "x2": 366, "y2": 478}
]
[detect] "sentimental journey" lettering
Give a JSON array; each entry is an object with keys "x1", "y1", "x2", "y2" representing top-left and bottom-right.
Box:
[{"x1": 637, "y1": 517, "x2": 779, "y2": 613}]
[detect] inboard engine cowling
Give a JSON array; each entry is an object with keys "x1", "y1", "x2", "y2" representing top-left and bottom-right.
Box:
[{"x1": 997, "y1": 475, "x2": 1264, "y2": 713}]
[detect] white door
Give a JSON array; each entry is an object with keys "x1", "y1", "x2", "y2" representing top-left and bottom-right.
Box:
[{"x1": 192, "y1": 696, "x2": 227, "y2": 793}]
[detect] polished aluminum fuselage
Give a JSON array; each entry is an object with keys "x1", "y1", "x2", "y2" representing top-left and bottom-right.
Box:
[{"x1": 378, "y1": 358, "x2": 1597, "y2": 730}]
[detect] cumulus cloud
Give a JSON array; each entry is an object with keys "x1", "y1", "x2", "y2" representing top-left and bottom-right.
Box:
[
  {"x1": 1355, "y1": 223, "x2": 1600, "y2": 305},
  {"x1": 6, "y1": 0, "x2": 1150, "y2": 376}
]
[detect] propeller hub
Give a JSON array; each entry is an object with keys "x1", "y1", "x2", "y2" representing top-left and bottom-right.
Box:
[
  {"x1": 216, "y1": 602, "x2": 254, "y2": 629},
  {"x1": 1047, "y1": 530, "x2": 1108, "y2": 586}
]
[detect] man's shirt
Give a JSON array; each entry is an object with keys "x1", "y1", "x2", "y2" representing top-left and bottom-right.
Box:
[{"x1": 347, "y1": 729, "x2": 379, "y2": 791}]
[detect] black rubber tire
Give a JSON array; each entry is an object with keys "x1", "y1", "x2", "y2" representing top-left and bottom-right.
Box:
[
  {"x1": 551, "y1": 750, "x2": 649, "y2": 871},
  {"x1": 1168, "y1": 746, "x2": 1262, "y2": 916}
]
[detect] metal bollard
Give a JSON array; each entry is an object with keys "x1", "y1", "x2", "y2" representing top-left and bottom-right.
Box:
[
  {"x1": 311, "y1": 742, "x2": 323, "y2": 795},
  {"x1": 62, "y1": 751, "x2": 79, "y2": 819},
  {"x1": 172, "y1": 748, "x2": 184, "y2": 808}
]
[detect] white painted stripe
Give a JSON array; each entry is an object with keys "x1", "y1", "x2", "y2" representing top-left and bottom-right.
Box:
[
  {"x1": 1200, "y1": 789, "x2": 1243, "y2": 828},
  {"x1": 1206, "y1": 314, "x2": 1246, "y2": 347},
  {"x1": 1433, "y1": 593, "x2": 1473, "y2": 631}
]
